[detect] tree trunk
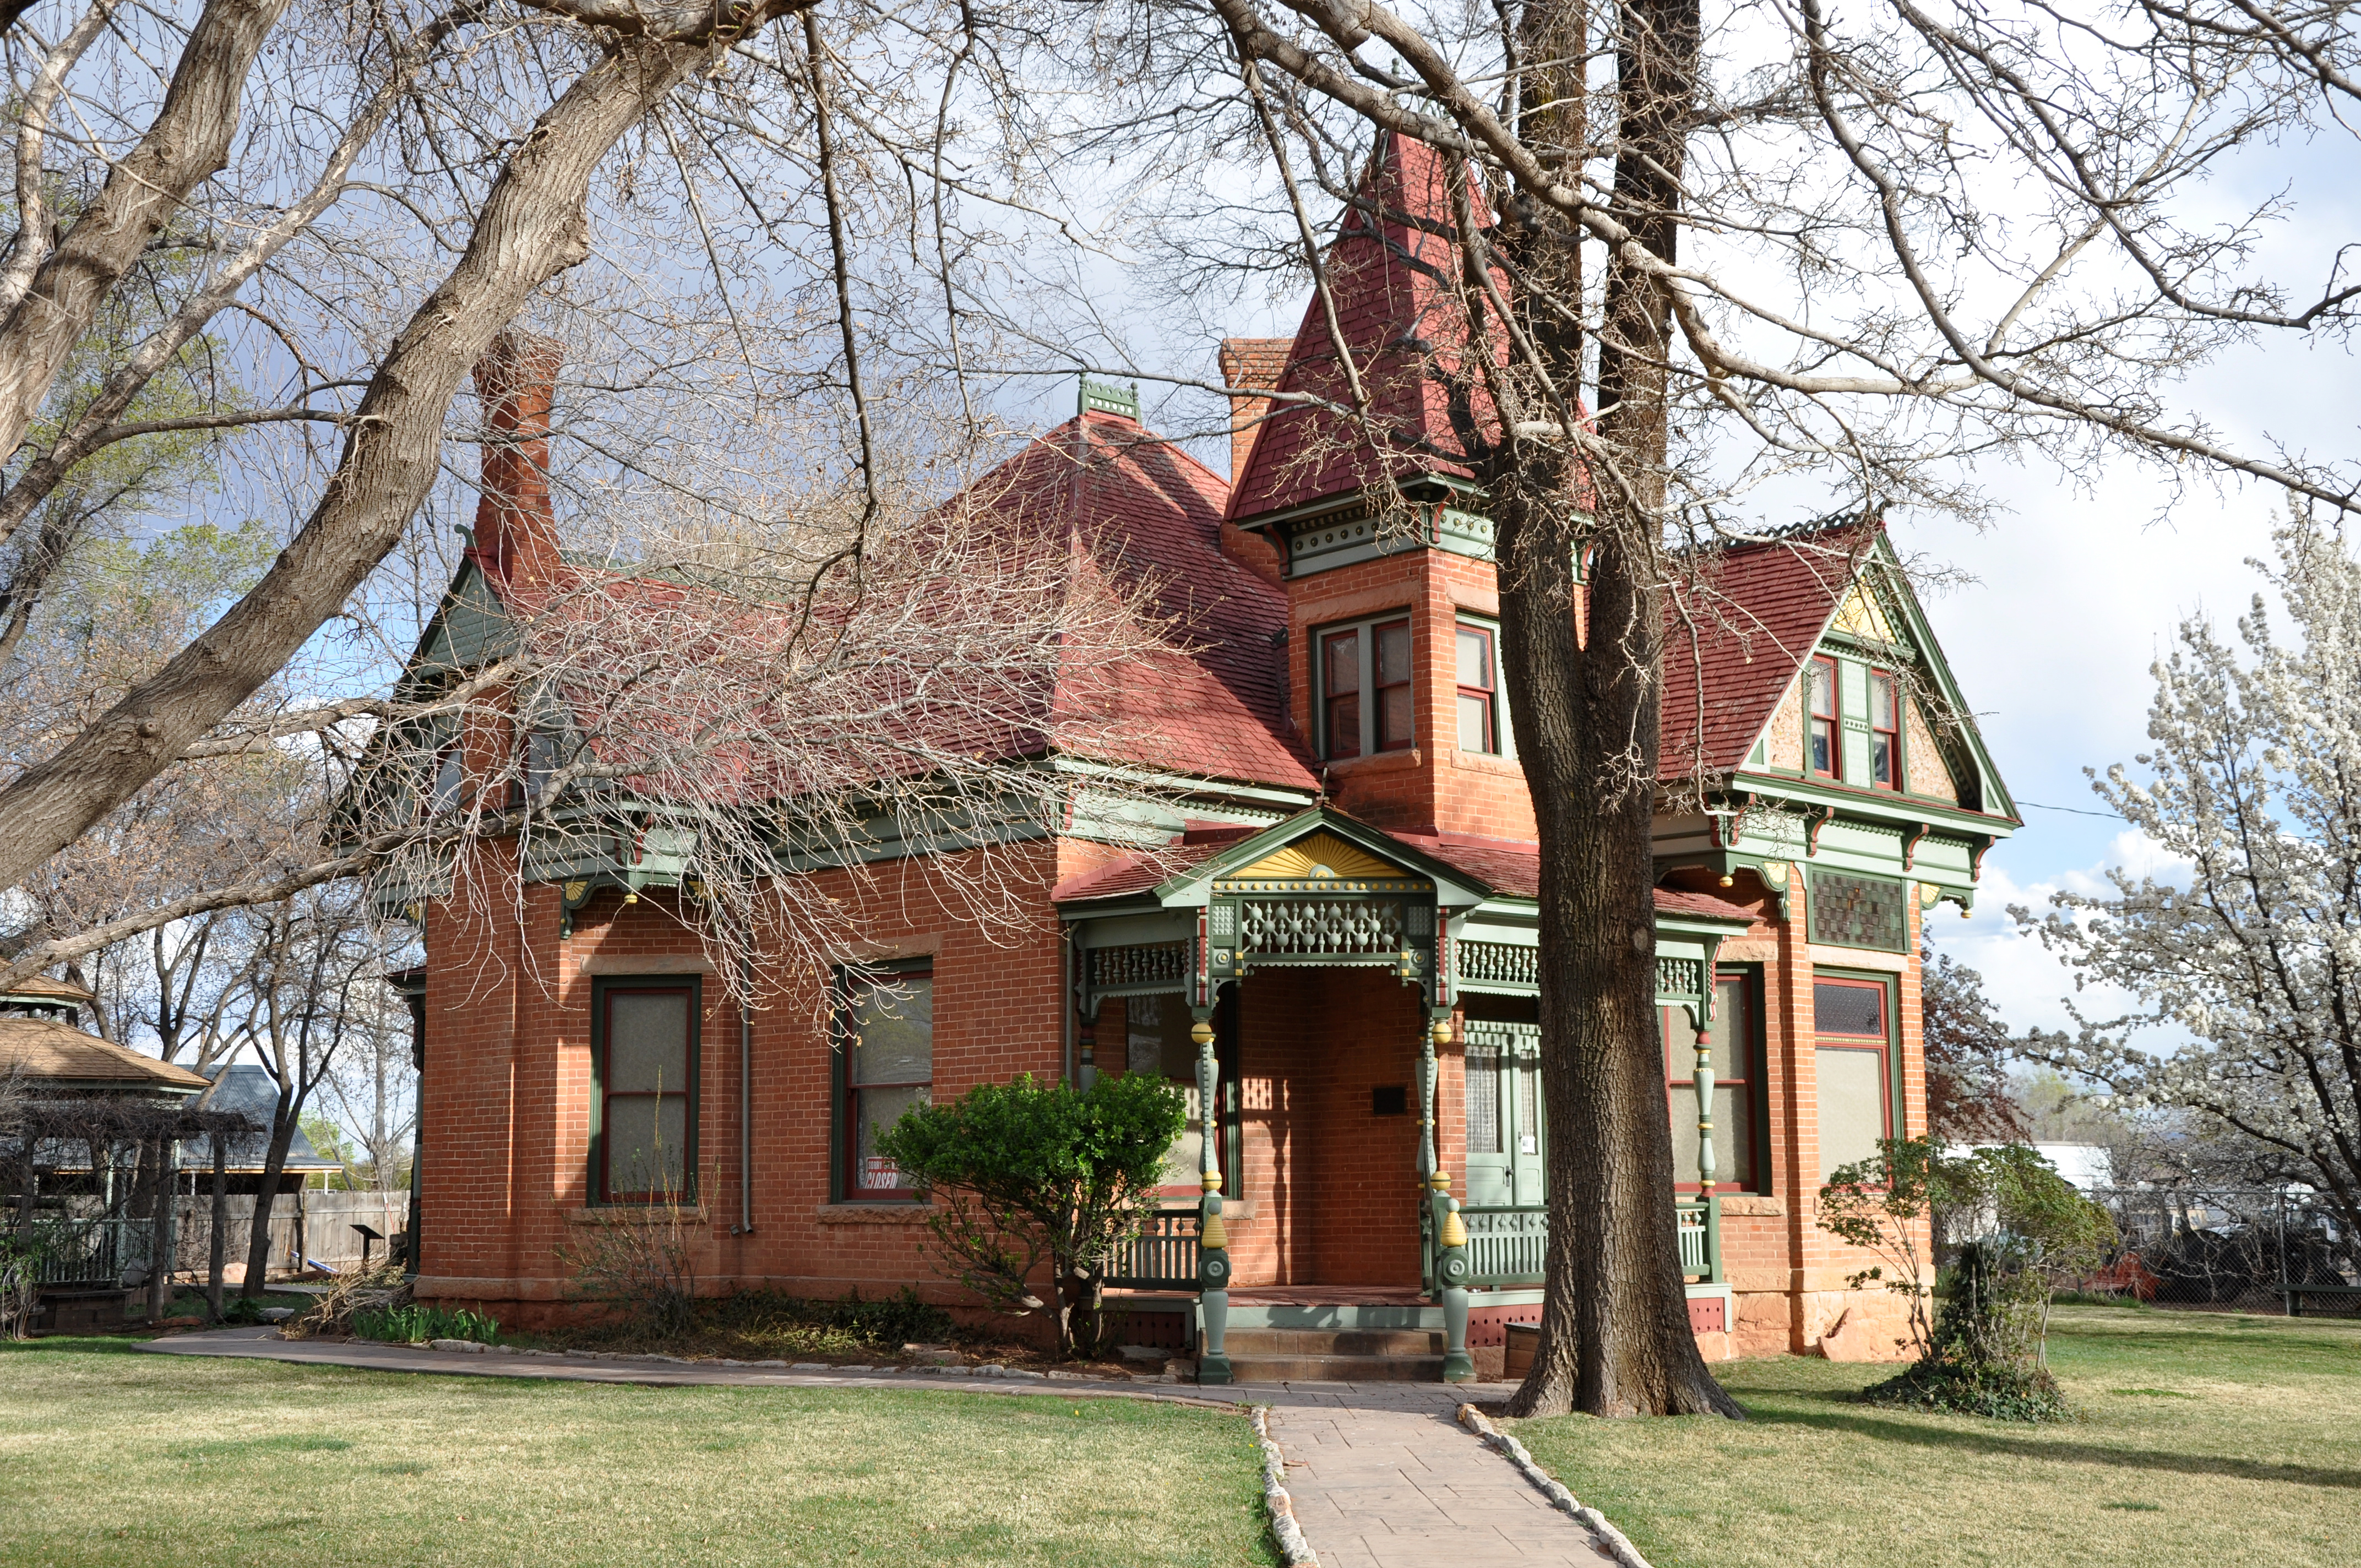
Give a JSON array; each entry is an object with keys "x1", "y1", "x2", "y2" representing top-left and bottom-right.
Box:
[
  {"x1": 1496, "y1": 0, "x2": 1741, "y2": 1419},
  {"x1": 242, "y1": 1090, "x2": 300, "y2": 1297},
  {"x1": 206, "y1": 1133, "x2": 228, "y2": 1320},
  {"x1": 0, "y1": 28, "x2": 736, "y2": 889}
]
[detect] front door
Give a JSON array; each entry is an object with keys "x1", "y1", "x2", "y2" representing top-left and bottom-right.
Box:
[{"x1": 1463, "y1": 1014, "x2": 1544, "y2": 1206}]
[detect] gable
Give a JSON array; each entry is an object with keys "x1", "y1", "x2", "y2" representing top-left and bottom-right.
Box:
[{"x1": 1729, "y1": 536, "x2": 2012, "y2": 818}]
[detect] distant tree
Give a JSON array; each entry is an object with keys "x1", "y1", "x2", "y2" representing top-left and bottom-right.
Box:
[
  {"x1": 2022, "y1": 518, "x2": 2361, "y2": 1254},
  {"x1": 1921, "y1": 946, "x2": 2030, "y2": 1145}
]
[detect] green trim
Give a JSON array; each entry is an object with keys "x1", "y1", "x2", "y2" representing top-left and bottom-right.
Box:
[{"x1": 1079, "y1": 377, "x2": 1140, "y2": 420}]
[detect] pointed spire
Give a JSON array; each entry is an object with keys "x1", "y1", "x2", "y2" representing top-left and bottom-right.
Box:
[{"x1": 1226, "y1": 133, "x2": 1508, "y2": 525}]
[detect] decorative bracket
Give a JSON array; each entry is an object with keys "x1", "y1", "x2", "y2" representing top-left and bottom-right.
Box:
[
  {"x1": 1901, "y1": 821, "x2": 1930, "y2": 872},
  {"x1": 1804, "y1": 803, "x2": 1838, "y2": 856}
]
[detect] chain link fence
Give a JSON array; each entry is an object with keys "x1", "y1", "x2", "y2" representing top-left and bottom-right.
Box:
[{"x1": 2065, "y1": 1188, "x2": 2360, "y2": 1316}]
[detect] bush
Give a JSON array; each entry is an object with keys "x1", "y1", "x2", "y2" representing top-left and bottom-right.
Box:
[
  {"x1": 705, "y1": 1288, "x2": 953, "y2": 1349},
  {"x1": 555, "y1": 1182, "x2": 701, "y2": 1341},
  {"x1": 875, "y1": 1071, "x2": 1187, "y2": 1358},
  {"x1": 351, "y1": 1302, "x2": 504, "y2": 1345},
  {"x1": 1823, "y1": 1137, "x2": 2114, "y2": 1422}
]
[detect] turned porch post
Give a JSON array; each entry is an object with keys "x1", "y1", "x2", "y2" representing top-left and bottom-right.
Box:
[
  {"x1": 1426, "y1": 1014, "x2": 1474, "y2": 1381},
  {"x1": 1193, "y1": 1009, "x2": 1232, "y2": 1384}
]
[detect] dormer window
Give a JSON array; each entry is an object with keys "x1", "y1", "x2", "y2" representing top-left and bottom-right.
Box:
[
  {"x1": 1317, "y1": 614, "x2": 1414, "y2": 759},
  {"x1": 1868, "y1": 669, "x2": 1900, "y2": 788},
  {"x1": 1807, "y1": 657, "x2": 1839, "y2": 778}
]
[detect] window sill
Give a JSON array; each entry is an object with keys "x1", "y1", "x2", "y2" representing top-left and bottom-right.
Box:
[
  {"x1": 565, "y1": 1205, "x2": 709, "y2": 1226},
  {"x1": 1448, "y1": 749, "x2": 1521, "y2": 777},
  {"x1": 1717, "y1": 1195, "x2": 1785, "y2": 1217},
  {"x1": 1322, "y1": 748, "x2": 1421, "y2": 776},
  {"x1": 815, "y1": 1202, "x2": 934, "y2": 1224}
]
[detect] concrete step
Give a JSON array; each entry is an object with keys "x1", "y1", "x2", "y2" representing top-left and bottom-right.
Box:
[
  {"x1": 1212, "y1": 1352, "x2": 1447, "y2": 1384},
  {"x1": 1221, "y1": 1326, "x2": 1444, "y2": 1357}
]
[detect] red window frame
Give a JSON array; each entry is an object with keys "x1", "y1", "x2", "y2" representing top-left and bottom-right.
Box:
[
  {"x1": 1374, "y1": 618, "x2": 1414, "y2": 752},
  {"x1": 839, "y1": 963, "x2": 934, "y2": 1201},
  {"x1": 1807, "y1": 656, "x2": 1840, "y2": 780},
  {"x1": 1660, "y1": 973, "x2": 1762, "y2": 1194},
  {"x1": 1868, "y1": 668, "x2": 1900, "y2": 789},
  {"x1": 1813, "y1": 975, "x2": 1895, "y2": 1177},
  {"x1": 1318, "y1": 616, "x2": 1415, "y2": 758},
  {"x1": 1321, "y1": 628, "x2": 1362, "y2": 760},
  {"x1": 1455, "y1": 622, "x2": 1497, "y2": 754}
]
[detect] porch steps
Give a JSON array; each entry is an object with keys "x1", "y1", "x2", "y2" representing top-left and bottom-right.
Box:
[{"x1": 1204, "y1": 1326, "x2": 1445, "y2": 1384}]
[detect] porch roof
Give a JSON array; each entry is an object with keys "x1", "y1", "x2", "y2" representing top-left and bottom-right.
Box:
[
  {"x1": 0, "y1": 1019, "x2": 206, "y2": 1095},
  {"x1": 1054, "y1": 815, "x2": 1758, "y2": 925}
]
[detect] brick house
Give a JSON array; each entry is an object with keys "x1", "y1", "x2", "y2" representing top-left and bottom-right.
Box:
[{"x1": 399, "y1": 133, "x2": 2016, "y2": 1379}]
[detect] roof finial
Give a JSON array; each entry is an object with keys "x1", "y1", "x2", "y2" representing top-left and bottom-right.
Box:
[{"x1": 1078, "y1": 375, "x2": 1140, "y2": 422}]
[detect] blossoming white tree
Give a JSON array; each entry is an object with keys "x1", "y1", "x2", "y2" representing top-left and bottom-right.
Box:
[{"x1": 2021, "y1": 517, "x2": 2361, "y2": 1243}]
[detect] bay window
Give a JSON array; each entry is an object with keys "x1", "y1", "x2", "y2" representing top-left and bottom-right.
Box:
[{"x1": 1316, "y1": 614, "x2": 1415, "y2": 758}]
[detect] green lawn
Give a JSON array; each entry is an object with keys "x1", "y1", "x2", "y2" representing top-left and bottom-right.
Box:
[
  {"x1": 0, "y1": 1339, "x2": 1276, "y2": 1567},
  {"x1": 1509, "y1": 1305, "x2": 2361, "y2": 1568}
]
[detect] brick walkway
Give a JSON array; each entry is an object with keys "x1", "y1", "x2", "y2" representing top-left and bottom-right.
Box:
[{"x1": 138, "y1": 1331, "x2": 1632, "y2": 1566}]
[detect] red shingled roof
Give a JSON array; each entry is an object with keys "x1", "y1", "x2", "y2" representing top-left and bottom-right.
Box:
[
  {"x1": 1659, "y1": 518, "x2": 1883, "y2": 779},
  {"x1": 1227, "y1": 132, "x2": 1509, "y2": 523},
  {"x1": 487, "y1": 410, "x2": 1319, "y2": 801},
  {"x1": 1016, "y1": 411, "x2": 1319, "y2": 789}
]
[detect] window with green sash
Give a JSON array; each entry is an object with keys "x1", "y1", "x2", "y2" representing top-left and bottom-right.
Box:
[
  {"x1": 835, "y1": 962, "x2": 932, "y2": 1200},
  {"x1": 592, "y1": 978, "x2": 698, "y2": 1204}
]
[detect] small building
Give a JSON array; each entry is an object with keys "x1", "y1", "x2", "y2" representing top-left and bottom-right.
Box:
[{"x1": 391, "y1": 134, "x2": 2019, "y2": 1372}]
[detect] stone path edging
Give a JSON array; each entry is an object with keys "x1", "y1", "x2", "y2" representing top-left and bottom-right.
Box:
[
  {"x1": 1455, "y1": 1404, "x2": 1653, "y2": 1568},
  {"x1": 1251, "y1": 1406, "x2": 1321, "y2": 1567}
]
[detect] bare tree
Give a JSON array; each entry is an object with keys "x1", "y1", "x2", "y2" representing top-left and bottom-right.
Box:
[{"x1": 1019, "y1": 0, "x2": 2361, "y2": 1415}]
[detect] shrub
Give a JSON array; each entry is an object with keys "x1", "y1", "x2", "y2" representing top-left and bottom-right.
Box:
[
  {"x1": 875, "y1": 1072, "x2": 1187, "y2": 1358},
  {"x1": 351, "y1": 1302, "x2": 503, "y2": 1345},
  {"x1": 555, "y1": 1177, "x2": 702, "y2": 1341},
  {"x1": 705, "y1": 1287, "x2": 953, "y2": 1349},
  {"x1": 1822, "y1": 1137, "x2": 2114, "y2": 1422}
]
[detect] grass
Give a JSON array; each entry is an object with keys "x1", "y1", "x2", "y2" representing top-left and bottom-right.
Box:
[
  {"x1": 0, "y1": 1338, "x2": 1277, "y2": 1567},
  {"x1": 1507, "y1": 1305, "x2": 2361, "y2": 1568}
]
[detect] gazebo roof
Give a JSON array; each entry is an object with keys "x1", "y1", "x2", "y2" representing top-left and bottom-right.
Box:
[{"x1": 0, "y1": 1018, "x2": 206, "y2": 1094}]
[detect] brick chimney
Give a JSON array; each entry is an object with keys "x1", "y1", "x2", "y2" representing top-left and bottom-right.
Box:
[
  {"x1": 468, "y1": 330, "x2": 564, "y2": 587},
  {"x1": 1217, "y1": 337, "x2": 1292, "y2": 586}
]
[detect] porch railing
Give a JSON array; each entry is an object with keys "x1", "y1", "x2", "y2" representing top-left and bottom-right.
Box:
[
  {"x1": 1428, "y1": 1199, "x2": 1723, "y2": 1291},
  {"x1": 1462, "y1": 1205, "x2": 1549, "y2": 1287},
  {"x1": 1105, "y1": 1206, "x2": 1200, "y2": 1290},
  {"x1": 18, "y1": 1216, "x2": 152, "y2": 1288},
  {"x1": 1675, "y1": 1198, "x2": 1721, "y2": 1284}
]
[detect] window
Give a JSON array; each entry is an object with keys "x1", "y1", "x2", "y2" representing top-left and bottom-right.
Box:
[
  {"x1": 1125, "y1": 993, "x2": 1207, "y2": 1193},
  {"x1": 1455, "y1": 622, "x2": 1498, "y2": 754},
  {"x1": 1321, "y1": 629, "x2": 1361, "y2": 760},
  {"x1": 1814, "y1": 975, "x2": 1894, "y2": 1183},
  {"x1": 1662, "y1": 974, "x2": 1765, "y2": 1192},
  {"x1": 1316, "y1": 614, "x2": 1414, "y2": 758},
  {"x1": 1807, "y1": 656, "x2": 1839, "y2": 778},
  {"x1": 837, "y1": 964, "x2": 933, "y2": 1199},
  {"x1": 594, "y1": 980, "x2": 698, "y2": 1203},
  {"x1": 1868, "y1": 669, "x2": 1899, "y2": 788}
]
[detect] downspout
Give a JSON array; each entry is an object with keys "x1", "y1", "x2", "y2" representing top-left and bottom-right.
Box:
[
  {"x1": 1061, "y1": 925, "x2": 1075, "y2": 1086},
  {"x1": 733, "y1": 949, "x2": 754, "y2": 1237}
]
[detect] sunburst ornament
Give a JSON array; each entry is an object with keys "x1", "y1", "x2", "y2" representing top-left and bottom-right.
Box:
[{"x1": 1236, "y1": 832, "x2": 1399, "y2": 883}]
